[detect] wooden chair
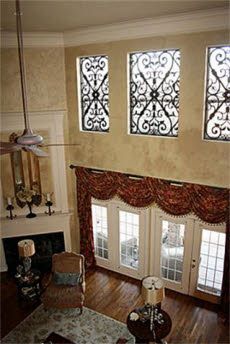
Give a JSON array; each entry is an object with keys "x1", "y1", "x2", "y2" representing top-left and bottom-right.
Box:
[{"x1": 41, "y1": 252, "x2": 85, "y2": 312}]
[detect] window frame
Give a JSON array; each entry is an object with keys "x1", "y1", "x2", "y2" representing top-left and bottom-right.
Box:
[
  {"x1": 76, "y1": 54, "x2": 110, "y2": 134},
  {"x1": 202, "y1": 44, "x2": 230, "y2": 142},
  {"x1": 127, "y1": 48, "x2": 181, "y2": 138}
]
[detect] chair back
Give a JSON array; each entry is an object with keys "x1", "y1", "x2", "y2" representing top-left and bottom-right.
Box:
[{"x1": 52, "y1": 252, "x2": 85, "y2": 279}]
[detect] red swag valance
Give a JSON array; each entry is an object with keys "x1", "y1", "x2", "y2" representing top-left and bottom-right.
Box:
[{"x1": 74, "y1": 166, "x2": 229, "y2": 314}]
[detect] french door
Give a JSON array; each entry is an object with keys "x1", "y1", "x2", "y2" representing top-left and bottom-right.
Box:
[
  {"x1": 189, "y1": 222, "x2": 226, "y2": 303},
  {"x1": 152, "y1": 210, "x2": 226, "y2": 303},
  {"x1": 92, "y1": 199, "x2": 148, "y2": 279},
  {"x1": 114, "y1": 203, "x2": 147, "y2": 279},
  {"x1": 152, "y1": 210, "x2": 193, "y2": 294}
]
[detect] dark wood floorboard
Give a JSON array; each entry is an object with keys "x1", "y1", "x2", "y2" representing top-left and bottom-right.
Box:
[{"x1": 1, "y1": 267, "x2": 229, "y2": 343}]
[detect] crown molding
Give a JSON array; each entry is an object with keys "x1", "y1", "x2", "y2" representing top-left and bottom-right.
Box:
[
  {"x1": 64, "y1": 8, "x2": 229, "y2": 47},
  {"x1": 1, "y1": 8, "x2": 228, "y2": 49},
  {"x1": 1, "y1": 31, "x2": 64, "y2": 48}
]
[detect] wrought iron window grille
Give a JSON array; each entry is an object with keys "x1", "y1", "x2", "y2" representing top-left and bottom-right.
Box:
[
  {"x1": 129, "y1": 49, "x2": 180, "y2": 137},
  {"x1": 78, "y1": 55, "x2": 109, "y2": 133},
  {"x1": 204, "y1": 45, "x2": 230, "y2": 142}
]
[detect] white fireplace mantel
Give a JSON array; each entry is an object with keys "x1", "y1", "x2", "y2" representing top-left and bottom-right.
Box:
[{"x1": 0, "y1": 212, "x2": 72, "y2": 271}]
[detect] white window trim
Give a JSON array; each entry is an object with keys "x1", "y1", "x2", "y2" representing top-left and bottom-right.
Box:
[
  {"x1": 202, "y1": 45, "x2": 230, "y2": 143},
  {"x1": 76, "y1": 55, "x2": 110, "y2": 134},
  {"x1": 127, "y1": 48, "x2": 180, "y2": 138}
]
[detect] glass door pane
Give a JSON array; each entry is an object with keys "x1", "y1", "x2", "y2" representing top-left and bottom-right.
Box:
[
  {"x1": 92, "y1": 204, "x2": 108, "y2": 260},
  {"x1": 197, "y1": 229, "x2": 226, "y2": 296},
  {"x1": 161, "y1": 220, "x2": 185, "y2": 283},
  {"x1": 119, "y1": 210, "x2": 139, "y2": 270}
]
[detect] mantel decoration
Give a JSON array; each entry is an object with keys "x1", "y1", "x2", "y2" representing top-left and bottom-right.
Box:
[
  {"x1": 70, "y1": 165, "x2": 229, "y2": 316},
  {"x1": 5, "y1": 197, "x2": 16, "y2": 220},
  {"x1": 44, "y1": 193, "x2": 54, "y2": 216},
  {"x1": 16, "y1": 186, "x2": 41, "y2": 218}
]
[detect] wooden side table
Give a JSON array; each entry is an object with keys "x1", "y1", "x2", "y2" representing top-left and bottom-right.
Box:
[
  {"x1": 127, "y1": 307, "x2": 172, "y2": 344},
  {"x1": 15, "y1": 269, "x2": 41, "y2": 302}
]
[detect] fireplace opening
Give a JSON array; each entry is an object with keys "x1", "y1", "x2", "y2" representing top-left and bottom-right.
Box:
[{"x1": 3, "y1": 232, "x2": 65, "y2": 274}]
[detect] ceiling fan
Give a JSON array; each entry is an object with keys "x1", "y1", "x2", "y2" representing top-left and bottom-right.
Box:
[{"x1": 0, "y1": 0, "x2": 79, "y2": 157}]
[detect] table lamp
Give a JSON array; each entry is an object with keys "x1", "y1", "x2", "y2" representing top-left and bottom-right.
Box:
[
  {"x1": 142, "y1": 276, "x2": 165, "y2": 336},
  {"x1": 18, "y1": 239, "x2": 35, "y2": 273}
]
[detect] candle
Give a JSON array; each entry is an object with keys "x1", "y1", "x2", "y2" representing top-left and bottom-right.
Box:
[
  {"x1": 46, "y1": 193, "x2": 51, "y2": 202},
  {"x1": 7, "y1": 197, "x2": 12, "y2": 205}
]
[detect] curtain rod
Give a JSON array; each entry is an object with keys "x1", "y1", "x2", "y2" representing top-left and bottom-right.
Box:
[
  {"x1": 69, "y1": 164, "x2": 144, "y2": 180},
  {"x1": 69, "y1": 164, "x2": 184, "y2": 186}
]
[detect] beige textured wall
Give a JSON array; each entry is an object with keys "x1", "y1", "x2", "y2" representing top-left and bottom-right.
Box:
[
  {"x1": 1, "y1": 47, "x2": 67, "y2": 112},
  {"x1": 65, "y1": 30, "x2": 229, "y2": 188}
]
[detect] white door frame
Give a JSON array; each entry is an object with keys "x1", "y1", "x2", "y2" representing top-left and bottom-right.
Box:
[{"x1": 151, "y1": 209, "x2": 194, "y2": 294}]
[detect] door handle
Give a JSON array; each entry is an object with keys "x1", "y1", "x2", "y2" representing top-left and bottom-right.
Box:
[{"x1": 192, "y1": 259, "x2": 196, "y2": 268}]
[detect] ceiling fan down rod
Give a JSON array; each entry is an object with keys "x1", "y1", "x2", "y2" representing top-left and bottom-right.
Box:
[
  {"x1": 15, "y1": 0, "x2": 30, "y2": 132},
  {"x1": 15, "y1": 0, "x2": 43, "y2": 145}
]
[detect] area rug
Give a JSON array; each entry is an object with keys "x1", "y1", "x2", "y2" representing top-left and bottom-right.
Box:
[{"x1": 2, "y1": 305, "x2": 134, "y2": 344}]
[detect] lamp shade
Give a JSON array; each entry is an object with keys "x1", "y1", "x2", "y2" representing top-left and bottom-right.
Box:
[
  {"x1": 18, "y1": 239, "x2": 35, "y2": 257},
  {"x1": 142, "y1": 276, "x2": 165, "y2": 305}
]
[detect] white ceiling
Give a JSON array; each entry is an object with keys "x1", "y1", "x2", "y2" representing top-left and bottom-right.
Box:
[{"x1": 1, "y1": 0, "x2": 229, "y2": 33}]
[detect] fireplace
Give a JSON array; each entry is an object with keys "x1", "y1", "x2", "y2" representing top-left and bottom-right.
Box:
[{"x1": 3, "y1": 232, "x2": 65, "y2": 274}]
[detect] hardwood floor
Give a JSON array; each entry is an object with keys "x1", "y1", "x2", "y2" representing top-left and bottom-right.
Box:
[{"x1": 1, "y1": 267, "x2": 229, "y2": 343}]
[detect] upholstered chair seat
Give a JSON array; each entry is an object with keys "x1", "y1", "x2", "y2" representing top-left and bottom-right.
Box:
[{"x1": 41, "y1": 252, "x2": 85, "y2": 312}]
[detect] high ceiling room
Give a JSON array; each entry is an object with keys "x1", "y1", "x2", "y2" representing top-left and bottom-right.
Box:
[{"x1": 0, "y1": 1, "x2": 229, "y2": 343}]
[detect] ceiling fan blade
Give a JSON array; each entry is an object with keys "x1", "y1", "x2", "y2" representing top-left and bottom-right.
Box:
[
  {"x1": 24, "y1": 145, "x2": 49, "y2": 157},
  {"x1": 41, "y1": 143, "x2": 81, "y2": 147},
  {"x1": 0, "y1": 141, "x2": 22, "y2": 155},
  {"x1": 0, "y1": 148, "x2": 20, "y2": 155},
  {"x1": 0, "y1": 141, "x2": 21, "y2": 149}
]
